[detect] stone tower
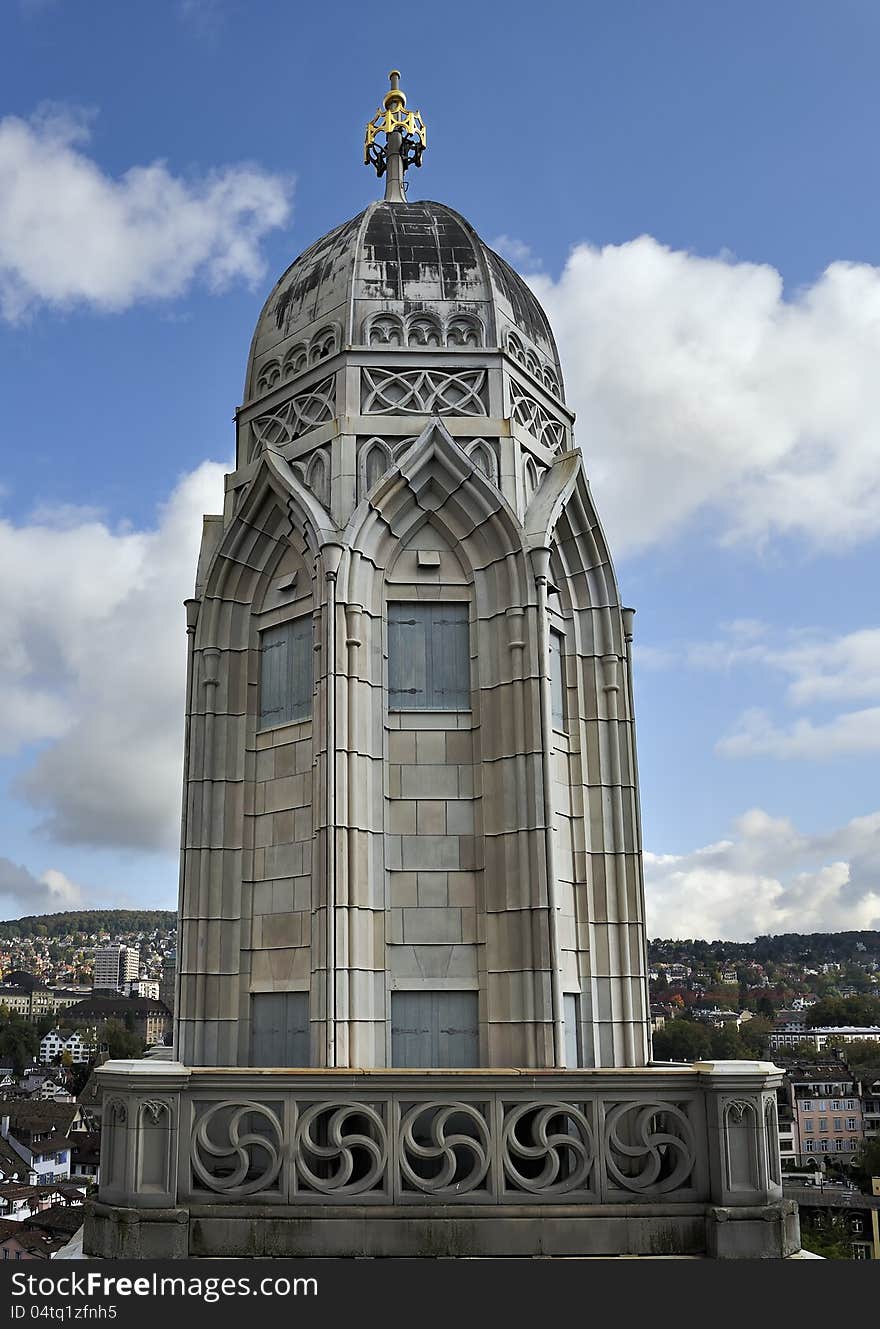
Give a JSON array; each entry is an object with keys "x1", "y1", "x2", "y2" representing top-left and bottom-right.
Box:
[
  {"x1": 88, "y1": 76, "x2": 797, "y2": 1262},
  {"x1": 176, "y1": 71, "x2": 652, "y2": 1072}
]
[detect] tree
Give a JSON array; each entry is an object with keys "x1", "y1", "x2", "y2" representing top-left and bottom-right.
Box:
[
  {"x1": 807, "y1": 995, "x2": 880, "y2": 1028},
  {"x1": 739, "y1": 1017, "x2": 773, "y2": 1058},
  {"x1": 0, "y1": 1015, "x2": 39, "y2": 1074},
  {"x1": 100, "y1": 1020, "x2": 144, "y2": 1060},
  {"x1": 852, "y1": 1139, "x2": 880, "y2": 1189},
  {"x1": 800, "y1": 1215, "x2": 855, "y2": 1260},
  {"x1": 837, "y1": 1041, "x2": 880, "y2": 1077},
  {"x1": 709, "y1": 1026, "x2": 745, "y2": 1059},
  {"x1": 651, "y1": 1019, "x2": 712, "y2": 1062}
]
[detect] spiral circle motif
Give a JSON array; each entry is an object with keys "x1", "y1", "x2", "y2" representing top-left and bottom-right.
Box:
[
  {"x1": 191, "y1": 1100, "x2": 283, "y2": 1195},
  {"x1": 501, "y1": 1101, "x2": 594, "y2": 1194},
  {"x1": 604, "y1": 1101, "x2": 696, "y2": 1194},
  {"x1": 295, "y1": 1102, "x2": 387, "y2": 1195},
  {"x1": 399, "y1": 1101, "x2": 490, "y2": 1195}
]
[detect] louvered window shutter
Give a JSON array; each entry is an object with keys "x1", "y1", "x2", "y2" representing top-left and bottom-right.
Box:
[
  {"x1": 250, "y1": 992, "x2": 309, "y2": 1066},
  {"x1": 388, "y1": 604, "x2": 428, "y2": 707},
  {"x1": 288, "y1": 617, "x2": 314, "y2": 722},
  {"x1": 429, "y1": 603, "x2": 469, "y2": 708},
  {"x1": 259, "y1": 617, "x2": 314, "y2": 728},
  {"x1": 259, "y1": 625, "x2": 289, "y2": 726},
  {"x1": 388, "y1": 601, "x2": 469, "y2": 710},
  {"x1": 550, "y1": 629, "x2": 566, "y2": 731}
]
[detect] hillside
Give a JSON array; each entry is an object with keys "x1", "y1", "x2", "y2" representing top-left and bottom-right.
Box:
[{"x1": 0, "y1": 909, "x2": 177, "y2": 940}]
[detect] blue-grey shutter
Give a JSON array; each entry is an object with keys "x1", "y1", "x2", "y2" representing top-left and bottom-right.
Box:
[
  {"x1": 429, "y1": 603, "x2": 469, "y2": 708},
  {"x1": 259, "y1": 618, "x2": 313, "y2": 728},
  {"x1": 250, "y1": 992, "x2": 309, "y2": 1066},
  {"x1": 550, "y1": 629, "x2": 566, "y2": 730},
  {"x1": 391, "y1": 991, "x2": 478, "y2": 1067},
  {"x1": 436, "y1": 991, "x2": 479, "y2": 1066},
  {"x1": 388, "y1": 604, "x2": 428, "y2": 707},
  {"x1": 288, "y1": 617, "x2": 313, "y2": 721},
  {"x1": 259, "y1": 625, "x2": 289, "y2": 727},
  {"x1": 388, "y1": 602, "x2": 469, "y2": 710},
  {"x1": 390, "y1": 991, "x2": 432, "y2": 1067}
]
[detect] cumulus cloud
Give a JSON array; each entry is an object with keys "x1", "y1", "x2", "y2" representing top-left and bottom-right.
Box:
[
  {"x1": 530, "y1": 238, "x2": 880, "y2": 554},
  {"x1": 717, "y1": 706, "x2": 880, "y2": 760},
  {"x1": 1, "y1": 461, "x2": 227, "y2": 851},
  {"x1": 0, "y1": 857, "x2": 81, "y2": 920},
  {"x1": 491, "y1": 234, "x2": 541, "y2": 271},
  {"x1": 640, "y1": 620, "x2": 880, "y2": 758},
  {"x1": 682, "y1": 621, "x2": 880, "y2": 705},
  {"x1": 645, "y1": 808, "x2": 880, "y2": 941},
  {"x1": 0, "y1": 105, "x2": 292, "y2": 319}
]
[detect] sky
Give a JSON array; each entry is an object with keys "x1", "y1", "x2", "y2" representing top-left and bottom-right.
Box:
[{"x1": 0, "y1": 0, "x2": 879, "y2": 941}]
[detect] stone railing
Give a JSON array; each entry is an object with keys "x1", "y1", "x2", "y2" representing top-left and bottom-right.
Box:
[{"x1": 85, "y1": 1061, "x2": 800, "y2": 1259}]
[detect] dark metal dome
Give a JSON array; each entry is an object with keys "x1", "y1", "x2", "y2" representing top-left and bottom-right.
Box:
[{"x1": 244, "y1": 200, "x2": 564, "y2": 403}]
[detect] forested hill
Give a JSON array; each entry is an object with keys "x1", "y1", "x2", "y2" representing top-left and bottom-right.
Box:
[
  {"x1": 0, "y1": 910, "x2": 177, "y2": 939},
  {"x1": 649, "y1": 931, "x2": 880, "y2": 963}
]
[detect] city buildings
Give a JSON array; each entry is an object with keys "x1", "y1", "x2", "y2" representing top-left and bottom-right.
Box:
[
  {"x1": 129, "y1": 979, "x2": 159, "y2": 1001},
  {"x1": 62, "y1": 995, "x2": 170, "y2": 1046},
  {"x1": 92, "y1": 945, "x2": 140, "y2": 994},
  {"x1": 785, "y1": 1064, "x2": 865, "y2": 1164},
  {"x1": 769, "y1": 1026, "x2": 880, "y2": 1053},
  {"x1": 159, "y1": 951, "x2": 176, "y2": 1014}
]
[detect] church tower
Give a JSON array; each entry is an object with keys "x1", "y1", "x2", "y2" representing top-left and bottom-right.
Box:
[
  {"x1": 88, "y1": 74, "x2": 797, "y2": 1262},
  {"x1": 175, "y1": 72, "x2": 652, "y2": 1072}
]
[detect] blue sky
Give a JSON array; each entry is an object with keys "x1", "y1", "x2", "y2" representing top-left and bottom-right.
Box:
[{"x1": 1, "y1": 0, "x2": 879, "y2": 939}]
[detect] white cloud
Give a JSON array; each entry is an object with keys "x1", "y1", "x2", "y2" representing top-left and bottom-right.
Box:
[
  {"x1": 717, "y1": 706, "x2": 880, "y2": 760},
  {"x1": 529, "y1": 238, "x2": 880, "y2": 554},
  {"x1": 641, "y1": 620, "x2": 880, "y2": 758},
  {"x1": 0, "y1": 857, "x2": 81, "y2": 920},
  {"x1": 491, "y1": 234, "x2": 541, "y2": 270},
  {"x1": 682, "y1": 621, "x2": 880, "y2": 706},
  {"x1": 1, "y1": 461, "x2": 227, "y2": 851},
  {"x1": 645, "y1": 808, "x2": 880, "y2": 940},
  {"x1": 0, "y1": 105, "x2": 292, "y2": 320},
  {"x1": 178, "y1": 0, "x2": 226, "y2": 34}
]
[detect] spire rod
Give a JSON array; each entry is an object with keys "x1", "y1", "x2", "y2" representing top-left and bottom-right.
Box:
[{"x1": 364, "y1": 69, "x2": 427, "y2": 202}]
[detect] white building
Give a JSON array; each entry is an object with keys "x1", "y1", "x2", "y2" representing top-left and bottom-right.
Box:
[
  {"x1": 92, "y1": 945, "x2": 139, "y2": 993},
  {"x1": 0, "y1": 1117, "x2": 71, "y2": 1184},
  {"x1": 128, "y1": 979, "x2": 159, "y2": 1000},
  {"x1": 39, "y1": 1029, "x2": 94, "y2": 1066},
  {"x1": 768, "y1": 1025, "x2": 880, "y2": 1052}
]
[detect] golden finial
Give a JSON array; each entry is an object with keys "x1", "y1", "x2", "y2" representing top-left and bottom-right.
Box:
[{"x1": 364, "y1": 69, "x2": 427, "y2": 201}]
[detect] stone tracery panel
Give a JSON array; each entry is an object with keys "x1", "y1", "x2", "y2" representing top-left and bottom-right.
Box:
[
  {"x1": 603, "y1": 1100, "x2": 697, "y2": 1195},
  {"x1": 358, "y1": 437, "x2": 395, "y2": 498},
  {"x1": 250, "y1": 377, "x2": 336, "y2": 456},
  {"x1": 364, "y1": 311, "x2": 485, "y2": 349},
  {"x1": 467, "y1": 439, "x2": 499, "y2": 487},
  {"x1": 294, "y1": 1101, "x2": 388, "y2": 1196},
  {"x1": 501, "y1": 1101, "x2": 595, "y2": 1196},
  {"x1": 291, "y1": 446, "x2": 331, "y2": 507},
  {"x1": 191, "y1": 1099, "x2": 285, "y2": 1197},
  {"x1": 362, "y1": 367, "x2": 488, "y2": 416},
  {"x1": 398, "y1": 1101, "x2": 491, "y2": 1197},
  {"x1": 510, "y1": 380, "x2": 566, "y2": 451},
  {"x1": 254, "y1": 325, "x2": 340, "y2": 397},
  {"x1": 505, "y1": 330, "x2": 561, "y2": 397}
]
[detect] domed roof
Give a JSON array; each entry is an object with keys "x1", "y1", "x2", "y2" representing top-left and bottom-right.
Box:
[{"x1": 244, "y1": 200, "x2": 564, "y2": 403}]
